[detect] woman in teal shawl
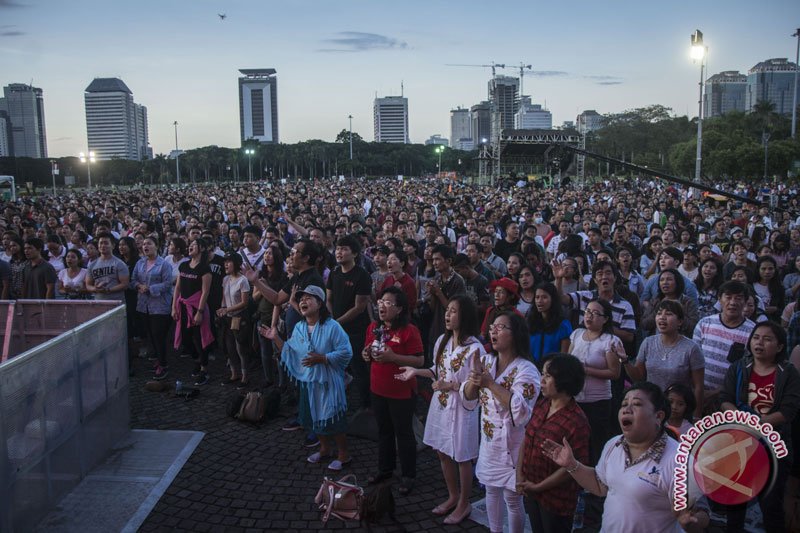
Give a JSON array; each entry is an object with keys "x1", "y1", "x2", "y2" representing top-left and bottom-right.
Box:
[{"x1": 260, "y1": 285, "x2": 353, "y2": 470}]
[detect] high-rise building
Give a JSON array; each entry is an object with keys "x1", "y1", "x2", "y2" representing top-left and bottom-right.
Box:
[
  {"x1": 238, "y1": 69, "x2": 279, "y2": 144},
  {"x1": 450, "y1": 107, "x2": 472, "y2": 149},
  {"x1": 470, "y1": 101, "x2": 491, "y2": 145},
  {"x1": 576, "y1": 110, "x2": 603, "y2": 134},
  {"x1": 425, "y1": 134, "x2": 448, "y2": 146},
  {"x1": 0, "y1": 83, "x2": 47, "y2": 158},
  {"x1": 84, "y1": 78, "x2": 149, "y2": 160},
  {"x1": 0, "y1": 114, "x2": 10, "y2": 157},
  {"x1": 488, "y1": 75, "x2": 519, "y2": 139},
  {"x1": 373, "y1": 95, "x2": 409, "y2": 143},
  {"x1": 746, "y1": 58, "x2": 800, "y2": 115},
  {"x1": 514, "y1": 97, "x2": 552, "y2": 129},
  {"x1": 704, "y1": 71, "x2": 747, "y2": 118}
]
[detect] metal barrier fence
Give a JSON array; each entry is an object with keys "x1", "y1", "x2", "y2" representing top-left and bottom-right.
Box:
[{"x1": 0, "y1": 301, "x2": 129, "y2": 533}]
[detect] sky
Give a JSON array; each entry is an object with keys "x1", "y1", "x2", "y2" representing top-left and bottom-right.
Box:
[{"x1": 2, "y1": 0, "x2": 799, "y2": 157}]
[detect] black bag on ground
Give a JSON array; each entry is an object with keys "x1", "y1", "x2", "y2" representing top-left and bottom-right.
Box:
[
  {"x1": 226, "y1": 391, "x2": 246, "y2": 418},
  {"x1": 360, "y1": 481, "x2": 395, "y2": 526}
]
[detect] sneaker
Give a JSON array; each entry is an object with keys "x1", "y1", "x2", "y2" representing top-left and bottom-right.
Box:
[
  {"x1": 194, "y1": 372, "x2": 208, "y2": 386},
  {"x1": 153, "y1": 365, "x2": 169, "y2": 381},
  {"x1": 304, "y1": 433, "x2": 320, "y2": 448},
  {"x1": 281, "y1": 418, "x2": 302, "y2": 432},
  {"x1": 191, "y1": 363, "x2": 201, "y2": 377}
]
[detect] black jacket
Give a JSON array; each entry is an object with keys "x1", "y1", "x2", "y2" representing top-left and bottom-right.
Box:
[{"x1": 720, "y1": 356, "x2": 800, "y2": 459}]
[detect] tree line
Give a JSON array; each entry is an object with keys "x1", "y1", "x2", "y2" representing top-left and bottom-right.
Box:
[{"x1": 1, "y1": 101, "x2": 798, "y2": 189}]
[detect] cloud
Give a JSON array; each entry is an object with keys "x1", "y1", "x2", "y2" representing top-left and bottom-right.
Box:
[
  {"x1": 530, "y1": 70, "x2": 569, "y2": 77},
  {"x1": 318, "y1": 32, "x2": 408, "y2": 53},
  {"x1": 583, "y1": 74, "x2": 624, "y2": 85},
  {"x1": 0, "y1": 0, "x2": 26, "y2": 8},
  {"x1": 1, "y1": 30, "x2": 24, "y2": 37}
]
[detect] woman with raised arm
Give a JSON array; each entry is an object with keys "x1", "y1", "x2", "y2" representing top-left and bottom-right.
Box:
[
  {"x1": 396, "y1": 295, "x2": 484, "y2": 524},
  {"x1": 462, "y1": 311, "x2": 541, "y2": 533}
]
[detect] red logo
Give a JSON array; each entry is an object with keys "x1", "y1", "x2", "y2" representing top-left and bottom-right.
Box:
[{"x1": 691, "y1": 427, "x2": 770, "y2": 505}]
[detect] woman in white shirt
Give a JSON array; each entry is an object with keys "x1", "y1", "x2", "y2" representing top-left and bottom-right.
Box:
[
  {"x1": 57, "y1": 248, "x2": 88, "y2": 300},
  {"x1": 217, "y1": 253, "x2": 251, "y2": 385},
  {"x1": 568, "y1": 298, "x2": 623, "y2": 465},
  {"x1": 396, "y1": 295, "x2": 485, "y2": 525},
  {"x1": 463, "y1": 311, "x2": 541, "y2": 533}
]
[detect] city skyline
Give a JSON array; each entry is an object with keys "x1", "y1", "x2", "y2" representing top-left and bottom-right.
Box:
[{"x1": 1, "y1": 0, "x2": 798, "y2": 158}]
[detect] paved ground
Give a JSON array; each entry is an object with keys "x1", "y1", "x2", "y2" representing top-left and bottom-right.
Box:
[{"x1": 129, "y1": 348, "x2": 489, "y2": 533}]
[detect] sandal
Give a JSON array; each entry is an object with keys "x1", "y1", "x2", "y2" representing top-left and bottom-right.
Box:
[
  {"x1": 432, "y1": 502, "x2": 457, "y2": 516},
  {"x1": 367, "y1": 471, "x2": 392, "y2": 485},
  {"x1": 307, "y1": 451, "x2": 332, "y2": 464},
  {"x1": 443, "y1": 505, "x2": 472, "y2": 525},
  {"x1": 398, "y1": 477, "x2": 414, "y2": 496},
  {"x1": 327, "y1": 458, "x2": 352, "y2": 471}
]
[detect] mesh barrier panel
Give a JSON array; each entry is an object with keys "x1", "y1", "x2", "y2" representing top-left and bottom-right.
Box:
[{"x1": 0, "y1": 302, "x2": 129, "y2": 533}]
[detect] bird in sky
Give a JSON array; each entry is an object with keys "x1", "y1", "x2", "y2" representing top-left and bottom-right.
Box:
[{"x1": 218, "y1": 13, "x2": 227, "y2": 20}]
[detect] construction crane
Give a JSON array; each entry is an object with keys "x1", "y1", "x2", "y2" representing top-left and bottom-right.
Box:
[
  {"x1": 513, "y1": 63, "x2": 533, "y2": 96},
  {"x1": 445, "y1": 62, "x2": 507, "y2": 78}
]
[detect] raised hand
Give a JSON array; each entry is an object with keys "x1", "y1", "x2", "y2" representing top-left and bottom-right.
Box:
[
  {"x1": 242, "y1": 264, "x2": 258, "y2": 283},
  {"x1": 550, "y1": 259, "x2": 564, "y2": 279},
  {"x1": 542, "y1": 437, "x2": 576, "y2": 469},
  {"x1": 394, "y1": 366, "x2": 416, "y2": 381}
]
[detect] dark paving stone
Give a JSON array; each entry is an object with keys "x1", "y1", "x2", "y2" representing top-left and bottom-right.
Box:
[{"x1": 131, "y1": 349, "x2": 487, "y2": 532}]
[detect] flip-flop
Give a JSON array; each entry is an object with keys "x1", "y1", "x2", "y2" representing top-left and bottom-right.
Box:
[
  {"x1": 327, "y1": 458, "x2": 352, "y2": 471},
  {"x1": 307, "y1": 452, "x2": 332, "y2": 464}
]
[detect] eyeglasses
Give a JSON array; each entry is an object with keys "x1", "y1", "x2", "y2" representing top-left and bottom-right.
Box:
[
  {"x1": 377, "y1": 300, "x2": 398, "y2": 308},
  {"x1": 584, "y1": 309, "x2": 607, "y2": 318},
  {"x1": 488, "y1": 323, "x2": 511, "y2": 332}
]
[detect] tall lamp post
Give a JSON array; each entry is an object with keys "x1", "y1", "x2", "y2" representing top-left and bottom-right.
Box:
[
  {"x1": 245, "y1": 148, "x2": 255, "y2": 182},
  {"x1": 691, "y1": 30, "x2": 707, "y2": 183},
  {"x1": 79, "y1": 151, "x2": 95, "y2": 189},
  {"x1": 173, "y1": 121, "x2": 181, "y2": 185},
  {"x1": 436, "y1": 145, "x2": 445, "y2": 177},
  {"x1": 348, "y1": 114, "x2": 353, "y2": 179},
  {"x1": 792, "y1": 28, "x2": 800, "y2": 139}
]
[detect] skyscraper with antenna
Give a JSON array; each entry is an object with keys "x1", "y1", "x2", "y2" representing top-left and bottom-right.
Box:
[{"x1": 373, "y1": 83, "x2": 409, "y2": 143}]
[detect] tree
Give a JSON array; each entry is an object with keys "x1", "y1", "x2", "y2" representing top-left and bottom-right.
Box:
[{"x1": 335, "y1": 129, "x2": 364, "y2": 144}]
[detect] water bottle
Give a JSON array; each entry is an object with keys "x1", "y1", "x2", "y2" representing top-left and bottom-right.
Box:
[
  {"x1": 572, "y1": 490, "x2": 585, "y2": 530},
  {"x1": 175, "y1": 380, "x2": 183, "y2": 393}
]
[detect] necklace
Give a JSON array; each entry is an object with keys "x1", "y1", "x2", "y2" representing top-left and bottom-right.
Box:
[{"x1": 656, "y1": 335, "x2": 680, "y2": 361}]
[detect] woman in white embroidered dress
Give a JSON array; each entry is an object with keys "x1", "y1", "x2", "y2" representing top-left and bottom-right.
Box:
[
  {"x1": 396, "y1": 295, "x2": 484, "y2": 525},
  {"x1": 462, "y1": 310, "x2": 541, "y2": 533}
]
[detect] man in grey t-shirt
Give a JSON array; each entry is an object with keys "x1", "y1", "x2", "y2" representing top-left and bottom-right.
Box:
[{"x1": 86, "y1": 234, "x2": 129, "y2": 301}]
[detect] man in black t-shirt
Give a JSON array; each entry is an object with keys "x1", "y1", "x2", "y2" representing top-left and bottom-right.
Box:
[{"x1": 326, "y1": 235, "x2": 372, "y2": 409}]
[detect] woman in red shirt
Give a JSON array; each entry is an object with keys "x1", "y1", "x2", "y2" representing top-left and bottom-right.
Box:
[{"x1": 362, "y1": 286, "x2": 424, "y2": 495}]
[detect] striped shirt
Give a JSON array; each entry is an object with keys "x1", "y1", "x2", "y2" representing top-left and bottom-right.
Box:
[
  {"x1": 568, "y1": 290, "x2": 636, "y2": 332},
  {"x1": 692, "y1": 314, "x2": 754, "y2": 391}
]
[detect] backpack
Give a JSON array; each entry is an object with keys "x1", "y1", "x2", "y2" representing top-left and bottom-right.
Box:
[
  {"x1": 237, "y1": 391, "x2": 266, "y2": 422},
  {"x1": 360, "y1": 481, "x2": 395, "y2": 526},
  {"x1": 226, "y1": 391, "x2": 246, "y2": 418}
]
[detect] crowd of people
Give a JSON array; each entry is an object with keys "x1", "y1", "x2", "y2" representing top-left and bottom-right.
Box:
[{"x1": 3, "y1": 175, "x2": 800, "y2": 532}]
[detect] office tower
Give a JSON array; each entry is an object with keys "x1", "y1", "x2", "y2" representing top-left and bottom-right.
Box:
[
  {"x1": 746, "y1": 58, "x2": 800, "y2": 115},
  {"x1": 0, "y1": 113, "x2": 9, "y2": 156},
  {"x1": 84, "y1": 78, "x2": 149, "y2": 160},
  {"x1": 450, "y1": 107, "x2": 473, "y2": 149},
  {"x1": 470, "y1": 101, "x2": 491, "y2": 145},
  {"x1": 514, "y1": 97, "x2": 552, "y2": 129},
  {"x1": 704, "y1": 71, "x2": 747, "y2": 118},
  {"x1": 373, "y1": 95, "x2": 409, "y2": 143},
  {"x1": 0, "y1": 83, "x2": 47, "y2": 158},
  {"x1": 576, "y1": 110, "x2": 603, "y2": 134},
  {"x1": 238, "y1": 69, "x2": 279, "y2": 144},
  {"x1": 488, "y1": 75, "x2": 519, "y2": 139},
  {"x1": 425, "y1": 134, "x2": 448, "y2": 146}
]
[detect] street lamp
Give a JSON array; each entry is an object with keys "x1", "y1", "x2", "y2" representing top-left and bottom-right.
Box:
[
  {"x1": 690, "y1": 30, "x2": 707, "y2": 183},
  {"x1": 348, "y1": 114, "x2": 354, "y2": 179},
  {"x1": 436, "y1": 145, "x2": 445, "y2": 176},
  {"x1": 245, "y1": 148, "x2": 255, "y2": 182},
  {"x1": 79, "y1": 151, "x2": 96, "y2": 188},
  {"x1": 791, "y1": 28, "x2": 800, "y2": 139},
  {"x1": 174, "y1": 121, "x2": 181, "y2": 186}
]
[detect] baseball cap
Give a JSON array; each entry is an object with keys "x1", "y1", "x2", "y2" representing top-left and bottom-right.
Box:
[{"x1": 295, "y1": 284, "x2": 326, "y2": 303}]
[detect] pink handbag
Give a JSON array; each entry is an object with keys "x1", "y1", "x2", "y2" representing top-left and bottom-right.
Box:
[{"x1": 314, "y1": 474, "x2": 364, "y2": 523}]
